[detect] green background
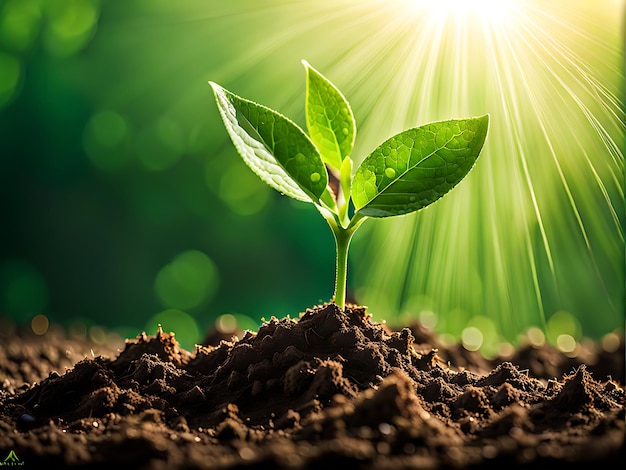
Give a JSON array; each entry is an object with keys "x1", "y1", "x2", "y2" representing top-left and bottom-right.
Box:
[{"x1": 0, "y1": 0, "x2": 623, "y2": 354}]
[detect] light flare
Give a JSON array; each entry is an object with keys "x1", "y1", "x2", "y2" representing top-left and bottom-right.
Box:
[
  {"x1": 349, "y1": 0, "x2": 623, "y2": 343},
  {"x1": 403, "y1": 0, "x2": 519, "y2": 23}
]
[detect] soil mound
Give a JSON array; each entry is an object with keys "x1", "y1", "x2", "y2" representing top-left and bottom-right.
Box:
[{"x1": 0, "y1": 303, "x2": 624, "y2": 468}]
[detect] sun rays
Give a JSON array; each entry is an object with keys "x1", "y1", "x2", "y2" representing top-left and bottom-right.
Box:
[
  {"x1": 331, "y1": 0, "x2": 625, "y2": 350},
  {"x1": 158, "y1": 0, "x2": 623, "y2": 349}
]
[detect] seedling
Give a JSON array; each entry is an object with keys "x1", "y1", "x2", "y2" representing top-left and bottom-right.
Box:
[{"x1": 210, "y1": 61, "x2": 489, "y2": 310}]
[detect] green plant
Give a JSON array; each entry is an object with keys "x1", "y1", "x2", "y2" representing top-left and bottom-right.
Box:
[{"x1": 210, "y1": 61, "x2": 489, "y2": 310}]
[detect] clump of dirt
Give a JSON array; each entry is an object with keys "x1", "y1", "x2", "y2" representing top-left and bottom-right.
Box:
[{"x1": 0, "y1": 303, "x2": 624, "y2": 468}]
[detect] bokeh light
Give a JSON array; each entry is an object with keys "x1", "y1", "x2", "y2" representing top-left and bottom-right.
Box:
[
  {"x1": 463, "y1": 316, "x2": 500, "y2": 358},
  {"x1": 461, "y1": 327, "x2": 483, "y2": 352},
  {"x1": 0, "y1": 260, "x2": 48, "y2": 321},
  {"x1": 31, "y1": 313, "x2": 49, "y2": 335},
  {"x1": 155, "y1": 250, "x2": 219, "y2": 311},
  {"x1": 556, "y1": 333, "x2": 577, "y2": 355},
  {"x1": 215, "y1": 312, "x2": 258, "y2": 335},
  {"x1": 217, "y1": 163, "x2": 271, "y2": 216},
  {"x1": 215, "y1": 313, "x2": 238, "y2": 335},
  {"x1": 0, "y1": 0, "x2": 42, "y2": 53},
  {"x1": 417, "y1": 310, "x2": 438, "y2": 329},
  {"x1": 83, "y1": 110, "x2": 131, "y2": 171},
  {"x1": 145, "y1": 308, "x2": 201, "y2": 351},
  {"x1": 525, "y1": 326, "x2": 546, "y2": 347},
  {"x1": 43, "y1": 0, "x2": 99, "y2": 58},
  {"x1": 546, "y1": 310, "x2": 582, "y2": 345},
  {"x1": 136, "y1": 117, "x2": 186, "y2": 171}
]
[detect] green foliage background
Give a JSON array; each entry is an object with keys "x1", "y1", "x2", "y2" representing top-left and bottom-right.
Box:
[{"x1": 0, "y1": 0, "x2": 623, "y2": 353}]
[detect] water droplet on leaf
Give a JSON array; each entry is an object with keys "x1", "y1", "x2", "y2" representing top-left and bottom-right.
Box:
[
  {"x1": 310, "y1": 172, "x2": 321, "y2": 183},
  {"x1": 385, "y1": 168, "x2": 396, "y2": 178}
]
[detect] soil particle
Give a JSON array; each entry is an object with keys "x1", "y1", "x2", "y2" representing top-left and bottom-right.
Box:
[{"x1": 0, "y1": 303, "x2": 624, "y2": 468}]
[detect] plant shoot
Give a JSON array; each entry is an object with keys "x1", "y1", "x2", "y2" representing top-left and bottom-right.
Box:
[{"x1": 210, "y1": 61, "x2": 489, "y2": 310}]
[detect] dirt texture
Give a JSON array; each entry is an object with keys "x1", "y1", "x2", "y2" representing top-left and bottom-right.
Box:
[{"x1": 0, "y1": 303, "x2": 624, "y2": 468}]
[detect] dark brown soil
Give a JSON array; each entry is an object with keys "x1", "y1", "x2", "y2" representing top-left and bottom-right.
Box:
[{"x1": 0, "y1": 303, "x2": 624, "y2": 468}]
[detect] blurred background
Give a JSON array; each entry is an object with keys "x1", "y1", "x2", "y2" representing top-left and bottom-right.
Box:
[{"x1": 0, "y1": 0, "x2": 623, "y2": 356}]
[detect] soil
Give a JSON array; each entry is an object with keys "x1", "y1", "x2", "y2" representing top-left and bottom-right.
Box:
[{"x1": 0, "y1": 303, "x2": 624, "y2": 469}]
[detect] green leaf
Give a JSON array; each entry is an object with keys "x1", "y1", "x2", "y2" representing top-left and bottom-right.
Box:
[
  {"x1": 339, "y1": 156, "x2": 353, "y2": 203},
  {"x1": 303, "y1": 60, "x2": 356, "y2": 170},
  {"x1": 210, "y1": 81, "x2": 328, "y2": 204},
  {"x1": 352, "y1": 115, "x2": 489, "y2": 218}
]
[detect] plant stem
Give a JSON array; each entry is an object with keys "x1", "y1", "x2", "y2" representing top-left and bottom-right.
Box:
[
  {"x1": 318, "y1": 205, "x2": 367, "y2": 311},
  {"x1": 332, "y1": 227, "x2": 353, "y2": 310},
  {"x1": 330, "y1": 213, "x2": 367, "y2": 310}
]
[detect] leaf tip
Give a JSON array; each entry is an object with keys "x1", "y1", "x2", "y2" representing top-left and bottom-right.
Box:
[
  {"x1": 208, "y1": 81, "x2": 221, "y2": 91},
  {"x1": 478, "y1": 114, "x2": 490, "y2": 136},
  {"x1": 301, "y1": 59, "x2": 310, "y2": 68}
]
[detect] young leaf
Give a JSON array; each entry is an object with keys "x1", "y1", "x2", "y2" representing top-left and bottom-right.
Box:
[
  {"x1": 338, "y1": 156, "x2": 353, "y2": 224},
  {"x1": 352, "y1": 115, "x2": 489, "y2": 218},
  {"x1": 303, "y1": 60, "x2": 356, "y2": 170},
  {"x1": 210, "y1": 81, "x2": 328, "y2": 204}
]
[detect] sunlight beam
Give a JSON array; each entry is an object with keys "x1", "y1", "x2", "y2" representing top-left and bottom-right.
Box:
[{"x1": 403, "y1": 0, "x2": 519, "y2": 23}]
